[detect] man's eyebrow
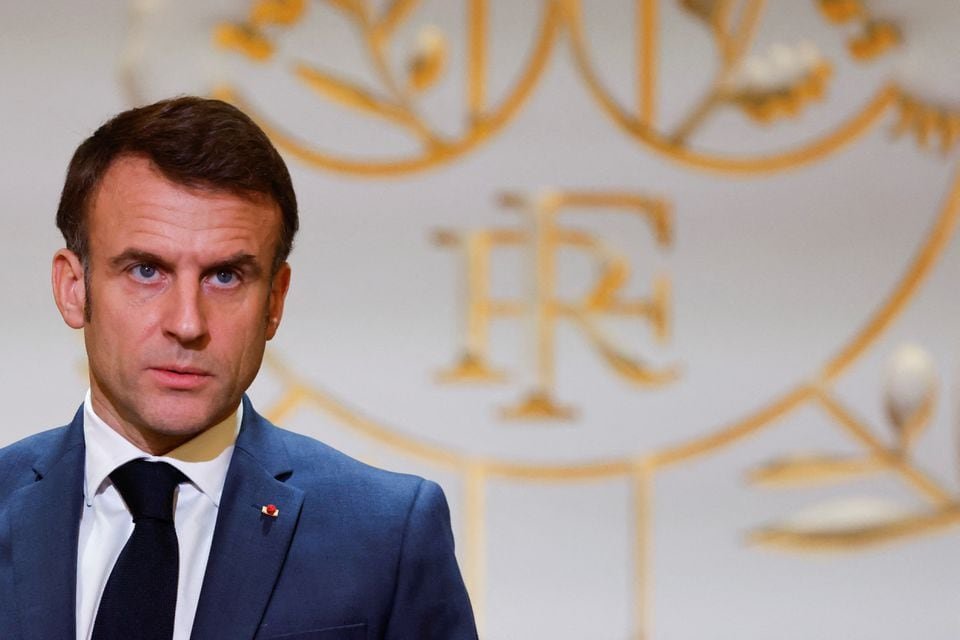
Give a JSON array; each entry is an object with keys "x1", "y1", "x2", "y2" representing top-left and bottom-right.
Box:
[
  {"x1": 108, "y1": 249, "x2": 263, "y2": 277},
  {"x1": 108, "y1": 249, "x2": 173, "y2": 271},
  {"x1": 206, "y1": 253, "x2": 263, "y2": 277}
]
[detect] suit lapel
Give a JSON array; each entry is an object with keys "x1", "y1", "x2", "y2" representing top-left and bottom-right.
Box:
[
  {"x1": 10, "y1": 410, "x2": 85, "y2": 640},
  {"x1": 191, "y1": 397, "x2": 305, "y2": 640}
]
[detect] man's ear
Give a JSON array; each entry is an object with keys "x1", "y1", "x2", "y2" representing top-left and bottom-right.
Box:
[
  {"x1": 265, "y1": 262, "x2": 291, "y2": 341},
  {"x1": 52, "y1": 249, "x2": 87, "y2": 329}
]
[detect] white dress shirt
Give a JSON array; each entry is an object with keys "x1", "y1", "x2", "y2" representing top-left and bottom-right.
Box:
[{"x1": 76, "y1": 391, "x2": 240, "y2": 640}]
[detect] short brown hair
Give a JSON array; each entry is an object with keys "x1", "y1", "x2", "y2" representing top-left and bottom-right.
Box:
[{"x1": 56, "y1": 96, "x2": 298, "y2": 273}]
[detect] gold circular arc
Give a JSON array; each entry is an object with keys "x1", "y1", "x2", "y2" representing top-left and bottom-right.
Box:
[{"x1": 216, "y1": 1, "x2": 564, "y2": 177}]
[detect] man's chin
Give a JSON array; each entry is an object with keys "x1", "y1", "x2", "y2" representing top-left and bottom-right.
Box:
[{"x1": 137, "y1": 399, "x2": 235, "y2": 441}]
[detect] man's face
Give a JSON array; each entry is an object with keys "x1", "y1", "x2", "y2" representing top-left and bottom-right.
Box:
[{"x1": 58, "y1": 155, "x2": 290, "y2": 453}]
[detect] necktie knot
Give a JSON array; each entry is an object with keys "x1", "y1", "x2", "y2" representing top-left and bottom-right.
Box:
[{"x1": 110, "y1": 459, "x2": 187, "y2": 523}]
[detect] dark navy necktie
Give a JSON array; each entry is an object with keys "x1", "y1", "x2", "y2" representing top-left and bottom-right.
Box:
[{"x1": 92, "y1": 459, "x2": 187, "y2": 640}]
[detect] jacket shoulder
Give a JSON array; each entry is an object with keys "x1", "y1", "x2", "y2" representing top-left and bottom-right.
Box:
[
  {"x1": 272, "y1": 426, "x2": 427, "y2": 496},
  {"x1": 0, "y1": 426, "x2": 72, "y2": 492}
]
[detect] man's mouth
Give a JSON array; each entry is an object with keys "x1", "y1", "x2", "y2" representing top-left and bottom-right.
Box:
[{"x1": 148, "y1": 366, "x2": 213, "y2": 389}]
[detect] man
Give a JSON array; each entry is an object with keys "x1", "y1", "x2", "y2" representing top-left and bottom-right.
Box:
[{"x1": 0, "y1": 97, "x2": 478, "y2": 640}]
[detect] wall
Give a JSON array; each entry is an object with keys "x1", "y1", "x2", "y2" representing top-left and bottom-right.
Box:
[{"x1": 2, "y1": 1, "x2": 959, "y2": 637}]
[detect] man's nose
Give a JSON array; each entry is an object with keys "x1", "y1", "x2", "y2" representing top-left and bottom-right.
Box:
[{"x1": 163, "y1": 278, "x2": 209, "y2": 346}]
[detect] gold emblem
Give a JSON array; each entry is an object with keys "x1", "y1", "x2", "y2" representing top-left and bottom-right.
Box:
[{"x1": 435, "y1": 190, "x2": 679, "y2": 420}]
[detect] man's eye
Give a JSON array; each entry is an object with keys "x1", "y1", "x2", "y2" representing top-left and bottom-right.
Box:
[
  {"x1": 214, "y1": 270, "x2": 237, "y2": 285},
  {"x1": 132, "y1": 264, "x2": 158, "y2": 280}
]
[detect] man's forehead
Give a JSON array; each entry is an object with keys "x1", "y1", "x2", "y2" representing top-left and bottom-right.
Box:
[
  {"x1": 90, "y1": 156, "x2": 281, "y2": 235},
  {"x1": 95, "y1": 155, "x2": 279, "y2": 212},
  {"x1": 81, "y1": 159, "x2": 282, "y2": 275}
]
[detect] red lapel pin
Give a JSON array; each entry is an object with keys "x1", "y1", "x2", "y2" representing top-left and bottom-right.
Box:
[{"x1": 261, "y1": 503, "x2": 279, "y2": 517}]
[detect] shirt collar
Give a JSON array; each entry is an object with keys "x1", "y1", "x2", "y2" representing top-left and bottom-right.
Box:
[{"x1": 82, "y1": 390, "x2": 241, "y2": 508}]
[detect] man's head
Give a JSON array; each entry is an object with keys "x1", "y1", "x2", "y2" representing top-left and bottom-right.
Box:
[
  {"x1": 57, "y1": 96, "x2": 298, "y2": 298},
  {"x1": 51, "y1": 97, "x2": 298, "y2": 454}
]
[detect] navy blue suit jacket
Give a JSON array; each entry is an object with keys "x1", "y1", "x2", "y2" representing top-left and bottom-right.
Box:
[{"x1": 0, "y1": 397, "x2": 478, "y2": 639}]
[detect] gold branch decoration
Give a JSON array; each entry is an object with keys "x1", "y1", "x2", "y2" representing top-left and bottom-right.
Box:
[
  {"x1": 892, "y1": 90, "x2": 960, "y2": 155},
  {"x1": 203, "y1": 1, "x2": 951, "y2": 177},
  {"x1": 292, "y1": 63, "x2": 407, "y2": 123},
  {"x1": 666, "y1": 0, "x2": 770, "y2": 141},
  {"x1": 847, "y1": 20, "x2": 900, "y2": 61},
  {"x1": 213, "y1": 0, "x2": 308, "y2": 63},
  {"x1": 752, "y1": 500, "x2": 960, "y2": 551},
  {"x1": 748, "y1": 454, "x2": 885, "y2": 487},
  {"x1": 374, "y1": 0, "x2": 421, "y2": 43},
  {"x1": 883, "y1": 343, "x2": 937, "y2": 451},
  {"x1": 205, "y1": 0, "x2": 911, "y2": 175},
  {"x1": 407, "y1": 25, "x2": 448, "y2": 93},
  {"x1": 817, "y1": 0, "x2": 863, "y2": 24},
  {"x1": 215, "y1": 0, "x2": 448, "y2": 149},
  {"x1": 749, "y1": 344, "x2": 955, "y2": 552},
  {"x1": 724, "y1": 42, "x2": 833, "y2": 125},
  {"x1": 252, "y1": 0, "x2": 307, "y2": 25},
  {"x1": 678, "y1": 0, "x2": 754, "y2": 66},
  {"x1": 815, "y1": 0, "x2": 901, "y2": 62},
  {"x1": 214, "y1": 23, "x2": 275, "y2": 62}
]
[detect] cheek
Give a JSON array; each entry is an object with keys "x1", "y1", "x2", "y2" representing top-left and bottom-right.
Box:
[
  {"x1": 92, "y1": 277, "x2": 143, "y2": 319},
  {"x1": 211, "y1": 307, "x2": 270, "y2": 361},
  {"x1": 109, "y1": 305, "x2": 159, "y2": 344},
  {"x1": 89, "y1": 297, "x2": 161, "y2": 358}
]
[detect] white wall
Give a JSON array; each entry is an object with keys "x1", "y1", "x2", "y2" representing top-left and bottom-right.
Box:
[{"x1": 2, "y1": 1, "x2": 959, "y2": 637}]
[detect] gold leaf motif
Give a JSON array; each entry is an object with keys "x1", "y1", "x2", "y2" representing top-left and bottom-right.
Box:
[
  {"x1": 883, "y1": 343, "x2": 937, "y2": 450},
  {"x1": 293, "y1": 62, "x2": 405, "y2": 122},
  {"x1": 407, "y1": 25, "x2": 447, "y2": 93},
  {"x1": 847, "y1": 20, "x2": 900, "y2": 61},
  {"x1": 893, "y1": 92, "x2": 960, "y2": 155},
  {"x1": 752, "y1": 500, "x2": 960, "y2": 551},
  {"x1": 816, "y1": 0, "x2": 863, "y2": 24},
  {"x1": 213, "y1": 22, "x2": 274, "y2": 62},
  {"x1": 376, "y1": 0, "x2": 420, "y2": 40},
  {"x1": 748, "y1": 454, "x2": 883, "y2": 487},
  {"x1": 251, "y1": 0, "x2": 306, "y2": 26},
  {"x1": 816, "y1": 0, "x2": 902, "y2": 65},
  {"x1": 734, "y1": 61, "x2": 832, "y2": 124}
]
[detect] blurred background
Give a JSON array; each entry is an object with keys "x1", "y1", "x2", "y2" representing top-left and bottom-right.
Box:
[{"x1": 2, "y1": 0, "x2": 960, "y2": 637}]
